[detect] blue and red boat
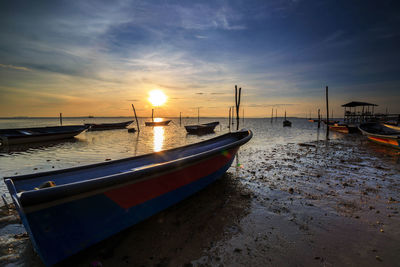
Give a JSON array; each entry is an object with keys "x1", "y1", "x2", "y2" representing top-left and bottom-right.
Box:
[
  {"x1": 358, "y1": 123, "x2": 400, "y2": 149},
  {"x1": 4, "y1": 129, "x2": 252, "y2": 266}
]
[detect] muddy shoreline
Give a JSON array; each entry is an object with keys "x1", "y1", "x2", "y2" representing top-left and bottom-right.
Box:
[{"x1": 1, "y1": 135, "x2": 399, "y2": 266}]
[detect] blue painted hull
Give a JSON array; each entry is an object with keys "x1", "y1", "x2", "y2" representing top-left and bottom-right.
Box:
[{"x1": 4, "y1": 129, "x2": 252, "y2": 266}]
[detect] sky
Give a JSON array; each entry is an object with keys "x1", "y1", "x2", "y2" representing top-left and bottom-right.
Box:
[{"x1": 0, "y1": 0, "x2": 399, "y2": 118}]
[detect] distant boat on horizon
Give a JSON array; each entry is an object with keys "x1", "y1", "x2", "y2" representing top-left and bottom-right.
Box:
[
  {"x1": 283, "y1": 111, "x2": 292, "y2": 127},
  {"x1": 145, "y1": 109, "x2": 171, "y2": 126}
]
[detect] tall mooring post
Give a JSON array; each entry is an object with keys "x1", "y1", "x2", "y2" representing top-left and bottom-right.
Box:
[
  {"x1": 235, "y1": 85, "x2": 241, "y2": 131},
  {"x1": 318, "y1": 109, "x2": 321, "y2": 128},
  {"x1": 132, "y1": 104, "x2": 140, "y2": 132},
  {"x1": 326, "y1": 86, "x2": 329, "y2": 140},
  {"x1": 271, "y1": 108, "x2": 273, "y2": 123}
]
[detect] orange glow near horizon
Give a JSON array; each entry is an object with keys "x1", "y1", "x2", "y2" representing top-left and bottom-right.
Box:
[{"x1": 148, "y1": 90, "x2": 167, "y2": 107}]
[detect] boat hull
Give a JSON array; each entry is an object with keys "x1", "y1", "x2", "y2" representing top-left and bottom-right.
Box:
[
  {"x1": 358, "y1": 123, "x2": 400, "y2": 149},
  {"x1": 0, "y1": 125, "x2": 87, "y2": 146},
  {"x1": 145, "y1": 120, "x2": 171, "y2": 126},
  {"x1": 384, "y1": 124, "x2": 400, "y2": 132},
  {"x1": 4, "y1": 130, "x2": 252, "y2": 266},
  {"x1": 86, "y1": 121, "x2": 133, "y2": 131},
  {"x1": 283, "y1": 120, "x2": 292, "y2": 127},
  {"x1": 367, "y1": 135, "x2": 400, "y2": 148},
  {"x1": 185, "y1": 122, "x2": 219, "y2": 135}
]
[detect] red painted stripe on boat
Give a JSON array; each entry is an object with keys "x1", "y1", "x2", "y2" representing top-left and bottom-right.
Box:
[
  {"x1": 104, "y1": 148, "x2": 237, "y2": 209},
  {"x1": 368, "y1": 136, "x2": 398, "y2": 146}
]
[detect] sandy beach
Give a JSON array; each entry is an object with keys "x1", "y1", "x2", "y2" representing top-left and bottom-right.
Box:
[{"x1": 1, "y1": 133, "x2": 399, "y2": 267}]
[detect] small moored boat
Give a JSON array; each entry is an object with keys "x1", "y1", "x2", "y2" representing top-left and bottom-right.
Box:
[
  {"x1": 283, "y1": 111, "x2": 291, "y2": 127},
  {"x1": 358, "y1": 123, "x2": 400, "y2": 149},
  {"x1": 4, "y1": 129, "x2": 252, "y2": 266},
  {"x1": 185, "y1": 121, "x2": 219, "y2": 135},
  {"x1": 0, "y1": 125, "x2": 87, "y2": 147},
  {"x1": 145, "y1": 120, "x2": 171, "y2": 126},
  {"x1": 329, "y1": 123, "x2": 359, "y2": 134},
  {"x1": 85, "y1": 120, "x2": 133, "y2": 131},
  {"x1": 145, "y1": 109, "x2": 171, "y2": 126}
]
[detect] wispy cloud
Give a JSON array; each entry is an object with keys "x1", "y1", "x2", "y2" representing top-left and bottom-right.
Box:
[{"x1": 0, "y1": 64, "x2": 30, "y2": 71}]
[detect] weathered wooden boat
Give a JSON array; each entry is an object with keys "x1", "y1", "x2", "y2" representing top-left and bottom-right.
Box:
[
  {"x1": 358, "y1": 123, "x2": 400, "y2": 149},
  {"x1": 4, "y1": 129, "x2": 252, "y2": 266},
  {"x1": 329, "y1": 123, "x2": 359, "y2": 134},
  {"x1": 185, "y1": 121, "x2": 219, "y2": 135},
  {"x1": 145, "y1": 120, "x2": 171, "y2": 126},
  {"x1": 85, "y1": 120, "x2": 133, "y2": 131},
  {"x1": 0, "y1": 125, "x2": 87, "y2": 147}
]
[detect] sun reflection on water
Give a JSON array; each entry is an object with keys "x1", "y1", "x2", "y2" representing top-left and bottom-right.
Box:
[
  {"x1": 154, "y1": 118, "x2": 162, "y2": 122},
  {"x1": 153, "y1": 126, "x2": 164, "y2": 152}
]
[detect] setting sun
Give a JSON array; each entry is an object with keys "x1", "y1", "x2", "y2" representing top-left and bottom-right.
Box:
[{"x1": 148, "y1": 90, "x2": 167, "y2": 107}]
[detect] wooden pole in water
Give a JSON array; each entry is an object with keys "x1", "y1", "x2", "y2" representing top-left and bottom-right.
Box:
[
  {"x1": 59, "y1": 113, "x2": 62, "y2": 126},
  {"x1": 228, "y1": 107, "x2": 231, "y2": 131},
  {"x1": 151, "y1": 109, "x2": 154, "y2": 122},
  {"x1": 197, "y1": 107, "x2": 200, "y2": 124},
  {"x1": 275, "y1": 109, "x2": 277, "y2": 121},
  {"x1": 271, "y1": 108, "x2": 273, "y2": 123},
  {"x1": 132, "y1": 104, "x2": 140, "y2": 132},
  {"x1": 231, "y1": 106, "x2": 234, "y2": 126},
  {"x1": 235, "y1": 85, "x2": 241, "y2": 131},
  {"x1": 179, "y1": 112, "x2": 182, "y2": 126},
  {"x1": 326, "y1": 86, "x2": 329, "y2": 140},
  {"x1": 318, "y1": 109, "x2": 321, "y2": 128}
]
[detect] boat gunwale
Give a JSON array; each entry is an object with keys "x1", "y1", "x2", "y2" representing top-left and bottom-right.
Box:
[
  {"x1": 184, "y1": 121, "x2": 219, "y2": 128},
  {"x1": 0, "y1": 125, "x2": 88, "y2": 136},
  {"x1": 5, "y1": 129, "x2": 253, "y2": 208},
  {"x1": 85, "y1": 120, "x2": 133, "y2": 127},
  {"x1": 358, "y1": 124, "x2": 400, "y2": 139}
]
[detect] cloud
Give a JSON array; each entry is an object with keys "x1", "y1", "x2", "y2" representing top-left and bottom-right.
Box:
[{"x1": 0, "y1": 64, "x2": 30, "y2": 71}]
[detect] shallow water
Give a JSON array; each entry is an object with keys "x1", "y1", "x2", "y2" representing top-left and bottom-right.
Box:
[
  {"x1": 0, "y1": 116, "x2": 364, "y2": 200},
  {"x1": 1, "y1": 117, "x2": 399, "y2": 266}
]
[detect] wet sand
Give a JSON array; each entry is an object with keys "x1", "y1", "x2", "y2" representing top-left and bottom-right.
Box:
[{"x1": 1, "y1": 135, "x2": 399, "y2": 266}]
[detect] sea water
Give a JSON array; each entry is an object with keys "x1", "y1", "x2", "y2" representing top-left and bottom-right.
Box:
[{"x1": 0, "y1": 117, "x2": 335, "y2": 200}]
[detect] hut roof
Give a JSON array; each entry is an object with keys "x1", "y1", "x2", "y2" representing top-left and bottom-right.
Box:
[{"x1": 341, "y1": 101, "x2": 378, "y2": 107}]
